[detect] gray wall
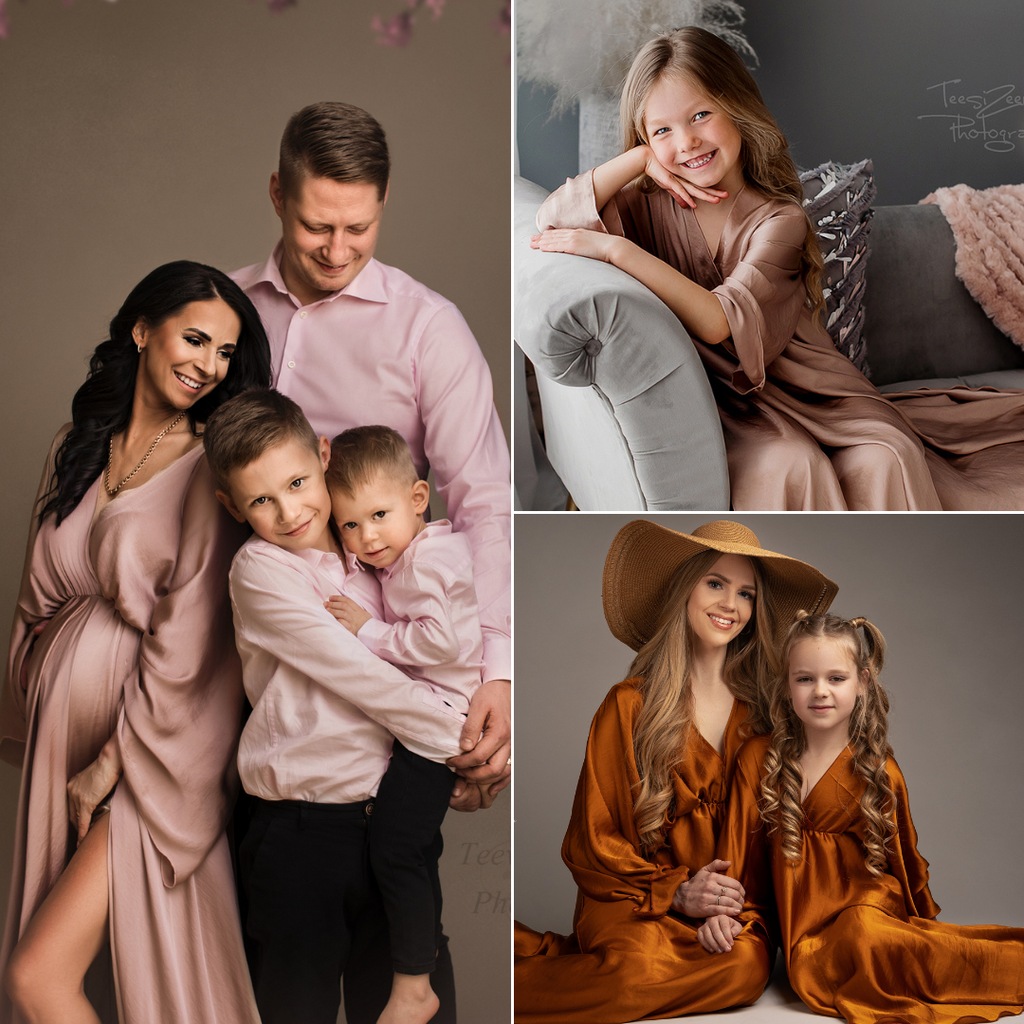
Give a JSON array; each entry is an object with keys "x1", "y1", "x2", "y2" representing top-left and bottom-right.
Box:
[
  {"x1": 514, "y1": 514, "x2": 1024, "y2": 935},
  {"x1": 0, "y1": 2, "x2": 509, "y2": 1020},
  {"x1": 517, "y1": 0, "x2": 1024, "y2": 203}
]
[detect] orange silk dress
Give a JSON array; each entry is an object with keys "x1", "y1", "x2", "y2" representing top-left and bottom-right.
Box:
[
  {"x1": 514, "y1": 681, "x2": 773, "y2": 1023},
  {"x1": 719, "y1": 734, "x2": 1024, "y2": 1023}
]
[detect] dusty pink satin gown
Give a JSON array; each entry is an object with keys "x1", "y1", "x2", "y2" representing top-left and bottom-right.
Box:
[
  {"x1": 538, "y1": 173, "x2": 1024, "y2": 510},
  {"x1": 0, "y1": 436, "x2": 259, "y2": 1024}
]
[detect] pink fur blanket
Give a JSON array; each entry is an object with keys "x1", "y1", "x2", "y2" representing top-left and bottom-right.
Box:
[{"x1": 921, "y1": 183, "x2": 1024, "y2": 350}]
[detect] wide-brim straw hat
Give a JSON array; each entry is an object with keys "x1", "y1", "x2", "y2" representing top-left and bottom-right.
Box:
[{"x1": 603, "y1": 519, "x2": 838, "y2": 651}]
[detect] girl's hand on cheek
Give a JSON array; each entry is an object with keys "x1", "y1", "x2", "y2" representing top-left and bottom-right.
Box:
[
  {"x1": 640, "y1": 147, "x2": 729, "y2": 208},
  {"x1": 529, "y1": 228, "x2": 621, "y2": 264}
]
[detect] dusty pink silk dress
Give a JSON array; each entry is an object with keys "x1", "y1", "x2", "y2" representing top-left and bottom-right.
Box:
[
  {"x1": 538, "y1": 173, "x2": 1024, "y2": 510},
  {"x1": 0, "y1": 438, "x2": 259, "y2": 1024}
]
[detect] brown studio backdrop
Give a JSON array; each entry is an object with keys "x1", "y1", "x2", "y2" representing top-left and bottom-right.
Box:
[
  {"x1": 0, "y1": 1, "x2": 511, "y2": 1020},
  {"x1": 514, "y1": 513, "x2": 1024, "y2": 935}
]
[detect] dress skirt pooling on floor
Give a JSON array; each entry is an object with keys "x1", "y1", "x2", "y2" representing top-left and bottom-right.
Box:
[
  {"x1": 718, "y1": 734, "x2": 1024, "y2": 1024},
  {"x1": 538, "y1": 173, "x2": 1024, "y2": 510},
  {"x1": 514, "y1": 682, "x2": 772, "y2": 1023},
  {"x1": 0, "y1": 438, "x2": 259, "y2": 1024}
]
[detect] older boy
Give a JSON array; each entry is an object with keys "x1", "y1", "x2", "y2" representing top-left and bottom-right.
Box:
[{"x1": 203, "y1": 390, "x2": 465, "y2": 1024}]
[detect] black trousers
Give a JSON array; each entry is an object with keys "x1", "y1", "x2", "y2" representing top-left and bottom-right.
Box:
[
  {"x1": 369, "y1": 740, "x2": 456, "y2": 974},
  {"x1": 238, "y1": 796, "x2": 456, "y2": 1024}
]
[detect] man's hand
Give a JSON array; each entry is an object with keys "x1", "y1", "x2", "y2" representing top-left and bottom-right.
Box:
[
  {"x1": 447, "y1": 678, "x2": 510, "y2": 800},
  {"x1": 324, "y1": 594, "x2": 371, "y2": 635},
  {"x1": 448, "y1": 781, "x2": 497, "y2": 813}
]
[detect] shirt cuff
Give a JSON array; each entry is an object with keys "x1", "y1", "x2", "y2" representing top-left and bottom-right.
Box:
[
  {"x1": 356, "y1": 617, "x2": 389, "y2": 655},
  {"x1": 482, "y1": 633, "x2": 511, "y2": 685}
]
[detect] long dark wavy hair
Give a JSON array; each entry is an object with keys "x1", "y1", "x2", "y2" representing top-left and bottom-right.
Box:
[{"x1": 39, "y1": 261, "x2": 272, "y2": 526}]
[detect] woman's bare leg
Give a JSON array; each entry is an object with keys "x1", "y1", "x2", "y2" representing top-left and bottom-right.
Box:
[{"x1": 5, "y1": 815, "x2": 110, "y2": 1024}]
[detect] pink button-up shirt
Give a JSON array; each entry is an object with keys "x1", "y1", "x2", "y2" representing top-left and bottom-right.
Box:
[
  {"x1": 230, "y1": 537, "x2": 465, "y2": 803},
  {"x1": 232, "y1": 249, "x2": 511, "y2": 683},
  {"x1": 356, "y1": 521, "x2": 483, "y2": 714}
]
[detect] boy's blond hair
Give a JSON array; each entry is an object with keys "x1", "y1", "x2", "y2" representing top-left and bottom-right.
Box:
[
  {"x1": 326, "y1": 425, "x2": 419, "y2": 497},
  {"x1": 203, "y1": 388, "x2": 319, "y2": 492}
]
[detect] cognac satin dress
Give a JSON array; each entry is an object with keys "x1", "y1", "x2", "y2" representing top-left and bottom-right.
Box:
[
  {"x1": 718, "y1": 734, "x2": 1024, "y2": 1023},
  {"x1": 514, "y1": 681, "x2": 773, "y2": 1023}
]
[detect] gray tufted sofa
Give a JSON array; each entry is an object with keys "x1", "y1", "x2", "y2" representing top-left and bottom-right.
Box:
[{"x1": 514, "y1": 174, "x2": 1024, "y2": 511}]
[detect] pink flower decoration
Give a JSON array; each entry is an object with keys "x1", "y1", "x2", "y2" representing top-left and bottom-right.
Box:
[
  {"x1": 423, "y1": 0, "x2": 445, "y2": 18},
  {"x1": 493, "y1": 0, "x2": 510, "y2": 36},
  {"x1": 371, "y1": 9, "x2": 414, "y2": 46}
]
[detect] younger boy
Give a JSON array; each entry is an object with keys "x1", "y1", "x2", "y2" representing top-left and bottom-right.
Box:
[
  {"x1": 202, "y1": 390, "x2": 466, "y2": 1024},
  {"x1": 323, "y1": 425, "x2": 485, "y2": 1024}
]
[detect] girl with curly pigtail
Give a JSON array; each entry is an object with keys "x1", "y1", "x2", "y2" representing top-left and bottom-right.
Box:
[
  {"x1": 705, "y1": 612, "x2": 1024, "y2": 1023},
  {"x1": 761, "y1": 613, "x2": 897, "y2": 876}
]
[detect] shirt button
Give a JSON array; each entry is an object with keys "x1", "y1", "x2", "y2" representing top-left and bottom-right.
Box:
[
  {"x1": 287, "y1": 360, "x2": 296, "y2": 369},
  {"x1": 299, "y1": 311, "x2": 308, "y2": 319}
]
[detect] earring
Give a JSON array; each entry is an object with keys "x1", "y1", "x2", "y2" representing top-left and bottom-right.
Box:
[{"x1": 137, "y1": 344, "x2": 142, "y2": 354}]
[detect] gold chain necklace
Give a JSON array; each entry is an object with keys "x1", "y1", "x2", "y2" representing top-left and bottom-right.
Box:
[{"x1": 104, "y1": 410, "x2": 187, "y2": 497}]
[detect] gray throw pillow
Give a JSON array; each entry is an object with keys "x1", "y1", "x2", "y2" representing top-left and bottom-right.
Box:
[{"x1": 800, "y1": 159, "x2": 876, "y2": 376}]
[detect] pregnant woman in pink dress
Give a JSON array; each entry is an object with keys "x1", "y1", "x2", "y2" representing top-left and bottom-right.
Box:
[{"x1": 0, "y1": 261, "x2": 271, "y2": 1024}]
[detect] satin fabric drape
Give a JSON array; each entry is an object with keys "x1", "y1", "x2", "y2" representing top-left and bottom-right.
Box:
[
  {"x1": 538, "y1": 174, "x2": 1024, "y2": 510},
  {"x1": 0, "y1": 437, "x2": 259, "y2": 1024},
  {"x1": 718, "y1": 734, "x2": 1024, "y2": 1024},
  {"x1": 515, "y1": 682, "x2": 772, "y2": 1023}
]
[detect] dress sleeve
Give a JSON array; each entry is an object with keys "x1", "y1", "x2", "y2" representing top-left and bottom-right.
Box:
[
  {"x1": 712, "y1": 205, "x2": 809, "y2": 394},
  {"x1": 716, "y1": 740, "x2": 776, "y2": 941},
  {"x1": 535, "y1": 170, "x2": 655, "y2": 249},
  {"x1": 560, "y1": 684, "x2": 692, "y2": 920},
  {"x1": 1, "y1": 427, "x2": 71, "y2": 764},
  {"x1": 412, "y1": 302, "x2": 510, "y2": 683},
  {"x1": 116, "y1": 455, "x2": 248, "y2": 888},
  {"x1": 884, "y1": 758, "x2": 941, "y2": 919}
]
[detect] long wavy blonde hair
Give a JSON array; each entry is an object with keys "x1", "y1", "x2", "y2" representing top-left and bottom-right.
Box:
[
  {"x1": 619, "y1": 27, "x2": 825, "y2": 321},
  {"x1": 629, "y1": 549, "x2": 780, "y2": 853},
  {"x1": 760, "y1": 613, "x2": 896, "y2": 875}
]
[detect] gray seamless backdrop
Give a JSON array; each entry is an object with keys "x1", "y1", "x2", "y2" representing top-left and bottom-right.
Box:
[
  {"x1": 514, "y1": 513, "x2": 1024, "y2": 936},
  {"x1": 0, "y1": 2, "x2": 510, "y2": 1021}
]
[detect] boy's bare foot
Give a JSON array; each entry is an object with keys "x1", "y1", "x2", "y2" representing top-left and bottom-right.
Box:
[{"x1": 376, "y1": 972, "x2": 439, "y2": 1024}]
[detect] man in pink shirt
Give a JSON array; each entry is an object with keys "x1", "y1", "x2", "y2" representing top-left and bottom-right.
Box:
[{"x1": 231, "y1": 103, "x2": 510, "y2": 800}]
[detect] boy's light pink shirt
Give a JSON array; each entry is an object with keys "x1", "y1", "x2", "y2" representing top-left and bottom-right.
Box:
[
  {"x1": 231, "y1": 250, "x2": 511, "y2": 683},
  {"x1": 230, "y1": 536, "x2": 465, "y2": 804},
  {"x1": 355, "y1": 521, "x2": 483, "y2": 713}
]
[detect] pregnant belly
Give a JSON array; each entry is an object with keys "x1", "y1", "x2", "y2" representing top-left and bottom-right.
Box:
[{"x1": 26, "y1": 595, "x2": 142, "y2": 776}]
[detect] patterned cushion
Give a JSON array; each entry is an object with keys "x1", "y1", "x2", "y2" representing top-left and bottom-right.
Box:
[{"x1": 800, "y1": 159, "x2": 876, "y2": 376}]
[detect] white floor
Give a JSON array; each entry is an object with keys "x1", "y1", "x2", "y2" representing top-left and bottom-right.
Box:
[{"x1": 638, "y1": 955, "x2": 1024, "y2": 1024}]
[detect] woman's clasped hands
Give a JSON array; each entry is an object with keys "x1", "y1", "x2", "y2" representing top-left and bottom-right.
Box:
[{"x1": 671, "y1": 858, "x2": 746, "y2": 955}]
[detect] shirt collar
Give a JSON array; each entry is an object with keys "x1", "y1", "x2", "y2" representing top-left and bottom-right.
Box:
[{"x1": 252, "y1": 242, "x2": 390, "y2": 308}]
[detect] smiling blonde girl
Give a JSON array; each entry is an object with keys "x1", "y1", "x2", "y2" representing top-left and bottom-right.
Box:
[
  {"x1": 533, "y1": 27, "x2": 1024, "y2": 511},
  {"x1": 706, "y1": 613, "x2": 1024, "y2": 1023}
]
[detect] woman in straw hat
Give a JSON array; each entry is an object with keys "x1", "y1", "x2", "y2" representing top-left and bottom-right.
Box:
[{"x1": 514, "y1": 519, "x2": 837, "y2": 1023}]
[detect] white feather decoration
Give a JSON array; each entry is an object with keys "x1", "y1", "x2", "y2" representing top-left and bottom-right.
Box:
[{"x1": 517, "y1": 0, "x2": 757, "y2": 115}]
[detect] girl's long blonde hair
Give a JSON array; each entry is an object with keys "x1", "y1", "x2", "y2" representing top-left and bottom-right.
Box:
[
  {"x1": 630, "y1": 550, "x2": 779, "y2": 853},
  {"x1": 619, "y1": 27, "x2": 825, "y2": 321},
  {"x1": 760, "y1": 613, "x2": 896, "y2": 875}
]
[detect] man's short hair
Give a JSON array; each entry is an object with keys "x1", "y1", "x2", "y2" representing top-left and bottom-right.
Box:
[
  {"x1": 203, "y1": 388, "x2": 320, "y2": 492},
  {"x1": 326, "y1": 425, "x2": 419, "y2": 498},
  {"x1": 278, "y1": 102, "x2": 390, "y2": 201}
]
